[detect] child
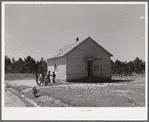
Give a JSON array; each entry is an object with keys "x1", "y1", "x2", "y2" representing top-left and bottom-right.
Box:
[
  {"x1": 39, "y1": 72, "x2": 46, "y2": 85},
  {"x1": 52, "y1": 71, "x2": 56, "y2": 83},
  {"x1": 47, "y1": 71, "x2": 51, "y2": 83},
  {"x1": 35, "y1": 72, "x2": 39, "y2": 85}
]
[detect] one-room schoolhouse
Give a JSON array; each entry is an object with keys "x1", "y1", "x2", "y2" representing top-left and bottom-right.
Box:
[{"x1": 46, "y1": 37, "x2": 113, "y2": 82}]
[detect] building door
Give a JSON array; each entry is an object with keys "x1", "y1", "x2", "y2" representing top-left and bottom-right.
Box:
[{"x1": 87, "y1": 61, "x2": 93, "y2": 77}]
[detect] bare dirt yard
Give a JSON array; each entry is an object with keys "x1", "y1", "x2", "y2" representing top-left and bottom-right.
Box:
[
  {"x1": 5, "y1": 88, "x2": 27, "y2": 107},
  {"x1": 5, "y1": 74, "x2": 145, "y2": 107},
  {"x1": 5, "y1": 86, "x2": 38, "y2": 107}
]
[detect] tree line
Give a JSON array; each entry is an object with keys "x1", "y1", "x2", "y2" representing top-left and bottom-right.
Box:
[
  {"x1": 5, "y1": 55, "x2": 145, "y2": 75},
  {"x1": 111, "y1": 57, "x2": 145, "y2": 75},
  {"x1": 5, "y1": 56, "x2": 47, "y2": 74}
]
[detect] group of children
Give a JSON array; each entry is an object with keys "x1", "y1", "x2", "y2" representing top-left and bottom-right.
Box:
[{"x1": 35, "y1": 71, "x2": 56, "y2": 86}]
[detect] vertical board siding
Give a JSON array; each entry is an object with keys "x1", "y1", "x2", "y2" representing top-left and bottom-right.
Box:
[
  {"x1": 47, "y1": 38, "x2": 112, "y2": 81},
  {"x1": 66, "y1": 38, "x2": 112, "y2": 80},
  {"x1": 93, "y1": 60, "x2": 101, "y2": 77},
  {"x1": 47, "y1": 57, "x2": 67, "y2": 82},
  {"x1": 66, "y1": 55, "x2": 87, "y2": 80}
]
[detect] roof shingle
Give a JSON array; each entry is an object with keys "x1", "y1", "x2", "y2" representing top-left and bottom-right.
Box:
[{"x1": 47, "y1": 37, "x2": 112, "y2": 59}]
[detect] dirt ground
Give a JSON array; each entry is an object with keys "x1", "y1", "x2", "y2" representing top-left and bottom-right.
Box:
[
  {"x1": 5, "y1": 88, "x2": 27, "y2": 107},
  {"x1": 5, "y1": 75, "x2": 145, "y2": 107},
  {"x1": 5, "y1": 85, "x2": 39, "y2": 107}
]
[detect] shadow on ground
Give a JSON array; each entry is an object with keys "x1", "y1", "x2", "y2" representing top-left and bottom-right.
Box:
[
  {"x1": 97, "y1": 79, "x2": 133, "y2": 83},
  {"x1": 54, "y1": 78, "x2": 134, "y2": 84}
]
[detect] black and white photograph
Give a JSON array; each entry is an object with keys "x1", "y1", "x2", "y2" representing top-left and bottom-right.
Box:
[{"x1": 2, "y1": 2, "x2": 148, "y2": 120}]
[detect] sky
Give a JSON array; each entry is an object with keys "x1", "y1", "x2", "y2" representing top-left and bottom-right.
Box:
[{"x1": 4, "y1": 3, "x2": 146, "y2": 62}]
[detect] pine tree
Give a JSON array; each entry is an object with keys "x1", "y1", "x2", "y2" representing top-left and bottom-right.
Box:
[{"x1": 5, "y1": 56, "x2": 12, "y2": 73}]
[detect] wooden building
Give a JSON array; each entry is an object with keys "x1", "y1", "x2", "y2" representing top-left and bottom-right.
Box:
[{"x1": 46, "y1": 37, "x2": 113, "y2": 82}]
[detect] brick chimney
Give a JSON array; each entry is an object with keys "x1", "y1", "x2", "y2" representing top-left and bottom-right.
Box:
[{"x1": 76, "y1": 37, "x2": 79, "y2": 42}]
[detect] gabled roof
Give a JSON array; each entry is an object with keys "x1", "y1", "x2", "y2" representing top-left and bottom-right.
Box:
[{"x1": 47, "y1": 37, "x2": 113, "y2": 60}]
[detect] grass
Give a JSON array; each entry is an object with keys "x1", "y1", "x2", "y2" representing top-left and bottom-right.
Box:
[
  {"x1": 5, "y1": 81, "x2": 32, "y2": 92},
  {"x1": 5, "y1": 74, "x2": 35, "y2": 81},
  {"x1": 6, "y1": 87, "x2": 35, "y2": 107},
  {"x1": 35, "y1": 75, "x2": 145, "y2": 107},
  {"x1": 5, "y1": 74, "x2": 145, "y2": 107}
]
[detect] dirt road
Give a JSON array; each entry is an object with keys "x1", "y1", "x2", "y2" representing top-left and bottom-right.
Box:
[
  {"x1": 5, "y1": 89, "x2": 26, "y2": 107},
  {"x1": 5, "y1": 77, "x2": 145, "y2": 107},
  {"x1": 5, "y1": 86, "x2": 39, "y2": 107}
]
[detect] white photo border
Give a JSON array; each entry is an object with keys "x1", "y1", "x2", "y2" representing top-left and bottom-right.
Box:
[{"x1": 2, "y1": 1, "x2": 148, "y2": 120}]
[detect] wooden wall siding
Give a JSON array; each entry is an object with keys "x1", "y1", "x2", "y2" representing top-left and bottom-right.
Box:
[
  {"x1": 47, "y1": 57, "x2": 67, "y2": 81},
  {"x1": 47, "y1": 57, "x2": 66, "y2": 66},
  {"x1": 66, "y1": 54, "x2": 87, "y2": 80},
  {"x1": 56, "y1": 65, "x2": 67, "y2": 80},
  {"x1": 48, "y1": 66, "x2": 55, "y2": 72},
  {"x1": 93, "y1": 60, "x2": 111, "y2": 78},
  {"x1": 93, "y1": 60, "x2": 101, "y2": 77},
  {"x1": 66, "y1": 38, "x2": 111, "y2": 80}
]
